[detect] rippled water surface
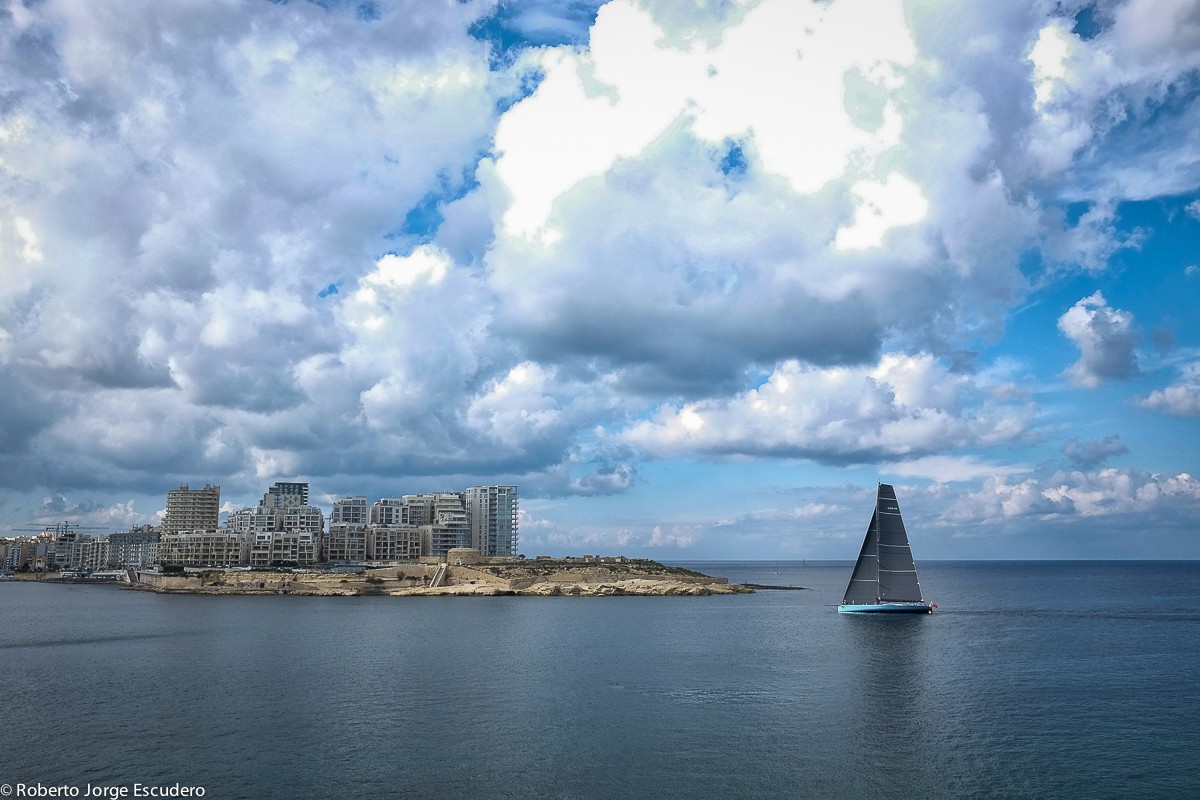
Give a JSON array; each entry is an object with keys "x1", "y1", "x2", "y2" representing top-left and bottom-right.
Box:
[{"x1": 2, "y1": 561, "x2": 1197, "y2": 799}]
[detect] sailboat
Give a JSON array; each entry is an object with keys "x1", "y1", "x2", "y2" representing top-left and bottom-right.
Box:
[{"x1": 838, "y1": 483, "x2": 933, "y2": 614}]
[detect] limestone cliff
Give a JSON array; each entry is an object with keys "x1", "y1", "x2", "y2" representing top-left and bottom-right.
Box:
[{"x1": 130, "y1": 558, "x2": 750, "y2": 597}]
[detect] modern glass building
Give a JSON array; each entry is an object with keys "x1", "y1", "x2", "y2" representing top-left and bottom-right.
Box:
[{"x1": 464, "y1": 485, "x2": 519, "y2": 557}]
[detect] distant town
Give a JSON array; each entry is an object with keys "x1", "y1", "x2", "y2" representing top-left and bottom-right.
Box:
[{"x1": 0, "y1": 482, "x2": 519, "y2": 575}]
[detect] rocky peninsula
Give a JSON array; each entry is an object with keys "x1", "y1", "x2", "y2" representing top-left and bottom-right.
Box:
[{"x1": 126, "y1": 556, "x2": 752, "y2": 597}]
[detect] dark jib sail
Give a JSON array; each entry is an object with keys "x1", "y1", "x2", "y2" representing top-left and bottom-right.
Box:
[
  {"x1": 840, "y1": 483, "x2": 928, "y2": 611},
  {"x1": 841, "y1": 510, "x2": 879, "y2": 605}
]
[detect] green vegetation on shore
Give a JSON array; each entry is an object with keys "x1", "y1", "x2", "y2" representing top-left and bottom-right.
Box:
[{"x1": 482, "y1": 557, "x2": 710, "y2": 580}]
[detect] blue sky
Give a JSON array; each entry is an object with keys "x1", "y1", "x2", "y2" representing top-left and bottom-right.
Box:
[{"x1": 1, "y1": 0, "x2": 1198, "y2": 560}]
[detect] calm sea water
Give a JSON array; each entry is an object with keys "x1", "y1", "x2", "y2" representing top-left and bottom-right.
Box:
[{"x1": 1, "y1": 561, "x2": 1198, "y2": 800}]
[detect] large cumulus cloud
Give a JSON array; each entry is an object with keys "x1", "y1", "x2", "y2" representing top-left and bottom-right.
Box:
[
  {"x1": 1, "y1": 0, "x2": 504, "y2": 496},
  {"x1": 619, "y1": 353, "x2": 1035, "y2": 461},
  {"x1": 478, "y1": 0, "x2": 1042, "y2": 393},
  {"x1": 1057, "y1": 291, "x2": 1140, "y2": 387}
]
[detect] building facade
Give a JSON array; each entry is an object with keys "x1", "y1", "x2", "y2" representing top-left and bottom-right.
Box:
[
  {"x1": 158, "y1": 530, "x2": 248, "y2": 567},
  {"x1": 371, "y1": 498, "x2": 404, "y2": 526},
  {"x1": 107, "y1": 525, "x2": 160, "y2": 568},
  {"x1": 284, "y1": 505, "x2": 324, "y2": 535},
  {"x1": 464, "y1": 485, "x2": 519, "y2": 557},
  {"x1": 331, "y1": 497, "x2": 369, "y2": 525},
  {"x1": 411, "y1": 493, "x2": 471, "y2": 558},
  {"x1": 370, "y1": 525, "x2": 422, "y2": 561},
  {"x1": 227, "y1": 482, "x2": 323, "y2": 567},
  {"x1": 249, "y1": 531, "x2": 319, "y2": 568},
  {"x1": 78, "y1": 537, "x2": 110, "y2": 571},
  {"x1": 325, "y1": 523, "x2": 368, "y2": 562},
  {"x1": 262, "y1": 482, "x2": 309, "y2": 509},
  {"x1": 163, "y1": 484, "x2": 221, "y2": 535},
  {"x1": 144, "y1": 480, "x2": 521, "y2": 567}
]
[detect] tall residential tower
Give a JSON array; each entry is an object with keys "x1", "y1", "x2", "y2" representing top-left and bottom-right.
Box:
[
  {"x1": 464, "y1": 485, "x2": 518, "y2": 557},
  {"x1": 163, "y1": 484, "x2": 221, "y2": 535}
]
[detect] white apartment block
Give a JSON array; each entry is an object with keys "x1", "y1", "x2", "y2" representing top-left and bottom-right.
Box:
[
  {"x1": 78, "y1": 537, "x2": 110, "y2": 571},
  {"x1": 370, "y1": 524, "x2": 422, "y2": 561},
  {"x1": 227, "y1": 506, "x2": 281, "y2": 534},
  {"x1": 53, "y1": 535, "x2": 82, "y2": 570},
  {"x1": 371, "y1": 498, "x2": 404, "y2": 526},
  {"x1": 106, "y1": 526, "x2": 160, "y2": 569},
  {"x1": 464, "y1": 485, "x2": 519, "y2": 557},
  {"x1": 227, "y1": 507, "x2": 253, "y2": 534},
  {"x1": 163, "y1": 484, "x2": 221, "y2": 535},
  {"x1": 331, "y1": 497, "x2": 369, "y2": 525},
  {"x1": 402, "y1": 492, "x2": 470, "y2": 558},
  {"x1": 158, "y1": 530, "x2": 249, "y2": 567},
  {"x1": 400, "y1": 494, "x2": 439, "y2": 527},
  {"x1": 285, "y1": 505, "x2": 325, "y2": 534},
  {"x1": 250, "y1": 531, "x2": 318, "y2": 568},
  {"x1": 224, "y1": 482, "x2": 324, "y2": 567},
  {"x1": 152, "y1": 481, "x2": 520, "y2": 566},
  {"x1": 325, "y1": 523, "x2": 368, "y2": 562}
]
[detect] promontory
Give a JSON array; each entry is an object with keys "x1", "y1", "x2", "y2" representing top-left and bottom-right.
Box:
[{"x1": 118, "y1": 554, "x2": 752, "y2": 597}]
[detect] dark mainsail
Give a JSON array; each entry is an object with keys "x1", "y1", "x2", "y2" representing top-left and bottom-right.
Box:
[
  {"x1": 841, "y1": 483, "x2": 925, "y2": 606},
  {"x1": 875, "y1": 484, "x2": 923, "y2": 602}
]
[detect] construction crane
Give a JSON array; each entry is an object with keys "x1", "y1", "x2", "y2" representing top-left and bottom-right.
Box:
[
  {"x1": 4, "y1": 521, "x2": 109, "y2": 574},
  {"x1": 10, "y1": 521, "x2": 108, "y2": 538}
]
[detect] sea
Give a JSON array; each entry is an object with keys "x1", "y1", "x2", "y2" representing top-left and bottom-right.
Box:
[{"x1": 1, "y1": 561, "x2": 1198, "y2": 800}]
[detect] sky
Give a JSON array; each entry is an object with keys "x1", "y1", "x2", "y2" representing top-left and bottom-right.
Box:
[{"x1": 1, "y1": 0, "x2": 1198, "y2": 561}]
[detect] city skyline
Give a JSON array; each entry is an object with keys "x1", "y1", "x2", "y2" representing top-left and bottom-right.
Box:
[
  {"x1": 1, "y1": 0, "x2": 1198, "y2": 561},
  {"x1": 2, "y1": 480, "x2": 520, "y2": 570}
]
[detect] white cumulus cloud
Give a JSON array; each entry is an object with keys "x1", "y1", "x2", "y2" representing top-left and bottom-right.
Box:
[
  {"x1": 493, "y1": 0, "x2": 916, "y2": 239},
  {"x1": 1057, "y1": 291, "x2": 1140, "y2": 387},
  {"x1": 1139, "y1": 361, "x2": 1200, "y2": 416},
  {"x1": 621, "y1": 353, "x2": 1033, "y2": 461}
]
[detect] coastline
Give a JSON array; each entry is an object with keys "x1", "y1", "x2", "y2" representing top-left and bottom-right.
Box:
[{"x1": 11, "y1": 558, "x2": 753, "y2": 597}]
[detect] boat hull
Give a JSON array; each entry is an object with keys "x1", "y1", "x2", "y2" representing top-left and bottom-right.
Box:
[{"x1": 838, "y1": 601, "x2": 933, "y2": 614}]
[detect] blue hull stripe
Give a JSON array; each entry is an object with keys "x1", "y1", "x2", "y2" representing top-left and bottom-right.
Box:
[{"x1": 838, "y1": 602, "x2": 932, "y2": 614}]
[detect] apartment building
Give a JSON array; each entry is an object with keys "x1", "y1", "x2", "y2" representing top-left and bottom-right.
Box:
[
  {"x1": 163, "y1": 484, "x2": 221, "y2": 535},
  {"x1": 371, "y1": 498, "x2": 404, "y2": 526},
  {"x1": 249, "y1": 530, "x2": 319, "y2": 568},
  {"x1": 370, "y1": 524, "x2": 422, "y2": 561},
  {"x1": 285, "y1": 504, "x2": 324, "y2": 534},
  {"x1": 414, "y1": 493, "x2": 471, "y2": 558},
  {"x1": 399, "y1": 494, "x2": 440, "y2": 527},
  {"x1": 158, "y1": 530, "x2": 248, "y2": 567},
  {"x1": 53, "y1": 533, "x2": 81, "y2": 570},
  {"x1": 107, "y1": 525, "x2": 160, "y2": 569},
  {"x1": 3, "y1": 539, "x2": 35, "y2": 570},
  {"x1": 262, "y1": 481, "x2": 309, "y2": 509},
  {"x1": 78, "y1": 537, "x2": 110, "y2": 571},
  {"x1": 325, "y1": 523, "x2": 368, "y2": 562},
  {"x1": 464, "y1": 485, "x2": 519, "y2": 557},
  {"x1": 331, "y1": 497, "x2": 369, "y2": 525},
  {"x1": 147, "y1": 480, "x2": 520, "y2": 566}
]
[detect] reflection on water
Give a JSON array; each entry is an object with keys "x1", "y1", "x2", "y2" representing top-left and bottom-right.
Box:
[{"x1": 840, "y1": 616, "x2": 940, "y2": 795}]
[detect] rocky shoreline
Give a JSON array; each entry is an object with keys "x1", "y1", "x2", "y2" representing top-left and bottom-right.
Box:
[
  {"x1": 393, "y1": 577, "x2": 750, "y2": 597},
  {"x1": 119, "y1": 558, "x2": 753, "y2": 597}
]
